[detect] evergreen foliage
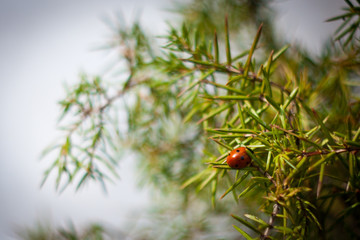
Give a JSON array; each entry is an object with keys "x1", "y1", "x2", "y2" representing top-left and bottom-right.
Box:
[{"x1": 41, "y1": 0, "x2": 360, "y2": 239}]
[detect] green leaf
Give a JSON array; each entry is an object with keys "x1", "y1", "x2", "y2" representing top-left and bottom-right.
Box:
[
  {"x1": 282, "y1": 87, "x2": 299, "y2": 110},
  {"x1": 177, "y1": 69, "x2": 215, "y2": 97},
  {"x1": 203, "y1": 95, "x2": 259, "y2": 101},
  {"x1": 251, "y1": 177, "x2": 272, "y2": 183},
  {"x1": 220, "y1": 172, "x2": 249, "y2": 199},
  {"x1": 76, "y1": 172, "x2": 90, "y2": 191},
  {"x1": 345, "y1": 140, "x2": 360, "y2": 148},
  {"x1": 272, "y1": 125, "x2": 322, "y2": 150},
  {"x1": 183, "y1": 102, "x2": 211, "y2": 123},
  {"x1": 197, "y1": 103, "x2": 233, "y2": 124},
  {"x1": 316, "y1": 163, "x2": 325, "y2": 198},
  {"x1": 232, "y1": 225, "x2": 254, "y2": 240},
  {"x1": 182, "y1": 58, "x2": 227, "y2": 71},
  {"x1": 310, "y1": 109, "x2": 337, "y2": 145},
  {"x1": 231, "y1": 214, "x2": 262, "y2": 234},
  {"x1": 308, "y1": 152, "x2": 336, "y2": 171},
  {"x1": 284, "y1": 156, "x2": 308, "y2": 185},
  {"x1": 271, "y1": 44, "x2": 290, "y2": 62},
  {"x1": 273, "y1": 226, "x2": 293, "y2": 234},
  {"x1": 306, "y1": 207, "x2": 322, "y2": 229},
  {"x1": 282, "y1": 155, "x2": 296, "y2": 170},
  {"x1": 211, "y1": 178, "x2": 218, "y2": 208},
  {"x1": 261, "y1": 51, "x2": 274, "y2": 97},
  {"x1": 214, "y1": 31, "x2": 219, "y2": 64},
  {"x1": 225, "y1": 16, "x2": 231, "y2": 66},
  {"x1": 232, "y1": 49, "x2": 250, "y2": 62},
  {"x1": 207, "y1": 128, "x2": 257, "y2": 134},
  {"x1": 244, "y1": 214, "x2": 269, "y2": 226},
  {"x1": 326, "y1": 12, "x2": 353, "y2": 22},
  {"x1": 211, "y1": 134, "x2": 253, "y2": 139},
  {"x1": 348, "y1": 152, "x2": 355, "y2": 187},
  {"x1": 197, "y1": 169, "x2": 218, "y2": 191},
  {"x1": 264, "y1": 95, "x2": 280, "y2": 112},
  {"x1": 209, "y1": 138, "x2": 233, "y2": 150},
  {"x1": 243, "y1": 24, "x2": 263, "y2": 86},
  {"x1": 245, "y1": 149, "x2": 265, "y2": 169},
  {"x1": 181, "y1": 169, "x2": 209, "y2": 189},
  {"x1": 203, "y1": 79, "x2": 246, "y2": 94},
  {"x1": 212, "y1": 165, "x2": 233, "y2": 169},
  {"x1": 238, "y1": 182, "x2": 258, "y2": 198},
  {"x1": 244, "y1": 107, "x2": 271, "y2": 130}
]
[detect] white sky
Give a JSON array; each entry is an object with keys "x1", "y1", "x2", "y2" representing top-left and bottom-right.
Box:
[{"x1": 0, "y1": 0, "x2": 343, "y2": 239}]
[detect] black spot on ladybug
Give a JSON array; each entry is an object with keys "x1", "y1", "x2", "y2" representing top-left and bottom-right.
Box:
[
  {"x1": 241, "y1": 156, "x2": 244, "y2": 160},
  {"x1": 235, "y1": 164, "x2": 239, "y2": 167},
  {"x1": 236, "y1": 149, "x2": 240, "y2": 152}
]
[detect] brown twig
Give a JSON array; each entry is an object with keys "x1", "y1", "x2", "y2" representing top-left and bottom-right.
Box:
[
  {"x1": 252, "y1": 163, "x2": 281, "y2": 239},
  {"x1": 181, "y1": 58, "x2": 293, "y2": 96},
  {"x1": 253, "y1": 164, "x2": 277, "y2": 187},
  {"x1": 261, "y1": 202, "x2": 281, "y2": 240}
]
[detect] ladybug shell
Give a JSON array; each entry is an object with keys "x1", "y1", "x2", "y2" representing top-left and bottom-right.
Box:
[{"x1": 226, "y1": 147, "x2": 251, "y2": 169}]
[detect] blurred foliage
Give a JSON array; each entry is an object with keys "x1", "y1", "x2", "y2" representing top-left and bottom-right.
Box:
[
  {"x1": 40, "y1": 0, "x2": 360, "y2": 239},
  {"x1": 327, "y1": 0, "x2": 360, "y2": 48},
  {"x1": 17, "y1": 222, "x2": 112, "y2": 240}
]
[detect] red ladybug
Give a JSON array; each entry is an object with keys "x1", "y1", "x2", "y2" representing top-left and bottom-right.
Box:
[{"x1": 226, "y1": 147, "x2": 251, "y2": 169}]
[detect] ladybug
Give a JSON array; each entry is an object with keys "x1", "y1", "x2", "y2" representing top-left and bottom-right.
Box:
[{"x1": 226, "y1": 147, "x2": 251, "y2": 169}]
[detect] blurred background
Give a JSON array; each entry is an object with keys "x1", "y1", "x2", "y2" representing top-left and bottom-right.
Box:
[{"x1": 0, "y1": 0, "x2": 343, "y2": 239}]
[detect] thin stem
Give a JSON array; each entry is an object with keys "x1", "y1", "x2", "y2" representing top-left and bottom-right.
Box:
[
  {"x1": 303, "y1": 148, "x2": 360, "y2": 156},
  {"x1": 253, "y1": 163, "x2": 281, "y2": 239},
  {"x1": 254, "y1": 164, "x2": 277, "y2": 187},
  {"x1": 261, "y1": 202, "x2": 280, "y2": 240}
]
